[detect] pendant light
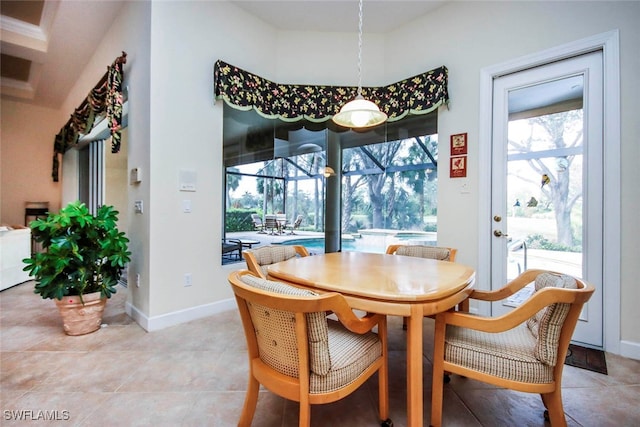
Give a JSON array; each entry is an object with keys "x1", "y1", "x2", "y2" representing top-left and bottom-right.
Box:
[
  {"x1": 323, "y1": 166, "x2": 337, "y2": 177},
  {"x1": 332, "y1": 0, "x2": 387, "y2": 129}
]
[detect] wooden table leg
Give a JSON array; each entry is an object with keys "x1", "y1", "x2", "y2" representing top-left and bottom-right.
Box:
[{"x1": 406, "y1": 306, "x2": 423, "y2": 427}]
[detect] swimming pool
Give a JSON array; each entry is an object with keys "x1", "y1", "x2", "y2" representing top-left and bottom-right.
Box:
[{"x1": 280, "y1": 232, "x2": 437, "y2": 255}]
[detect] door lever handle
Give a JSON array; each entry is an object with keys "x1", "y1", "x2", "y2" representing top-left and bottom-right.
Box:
[{"x1": 493, "y1": 230, "x2": 509, "y2": 237}]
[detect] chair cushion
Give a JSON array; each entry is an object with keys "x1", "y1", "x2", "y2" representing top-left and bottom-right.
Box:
[
  {"x1": 310, "y1": 320, "x2": 382, "y2": 394},
  {"x1": 446, "y1": 323, "x2": 554, "y2": 383},
  {"x1": 395, "y1": 245, "x2": 451, "y2": 260},
  {"x1": 526, "y1": 273, "x2": 577, "y2": 366},
  {"x1": 239, "y1": 274, "x2": 332, "y2": 376},
  {"x1": 249, "y1": 246, "x2": 299, "y2": 277}
]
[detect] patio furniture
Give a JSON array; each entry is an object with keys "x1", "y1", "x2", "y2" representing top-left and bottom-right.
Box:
[
  {"x1": 264, "y1": 215, "x2": 280, "y2": 235},
  {"x1": 286, "y1": 214, "x2": 304, "y2": 235},
  {"x1": 251, "y1": 214, "x2": 266, "y2": 234},
  {"x1": 222, "y1": 239, "x2": 242, "y2": 260},
  {"x1": 430, "y1": 270, "x2": 595, "y2": 427},
  {"x1": 228, "y1": 270, "x2": 391, "y2": 427},
  {"x1": 276, "y1": 214, "x2": 288, "y2": 233},
  {"x1": 238, "y1": 239, "x2": 260, "y2": 249}
]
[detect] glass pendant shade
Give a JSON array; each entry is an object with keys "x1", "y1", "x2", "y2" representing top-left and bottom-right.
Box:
[
  {"x1": 333, "y1": 95, "x2": 387, "y2": 128},
  {"x1": 324, "y1": 166, "x2": 336, "y2": 177},
  {"x1": 332, "y1": 0, "x2": 387, "y2": 129}
]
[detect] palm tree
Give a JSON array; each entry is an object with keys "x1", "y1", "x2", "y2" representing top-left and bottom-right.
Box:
[{"x1": 226, "y1": 167, "x2": 240, "y2": 209}]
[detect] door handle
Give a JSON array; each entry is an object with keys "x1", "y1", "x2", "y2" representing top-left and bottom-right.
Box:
[{"x1": 493, "y1": 230, "x2": 509, "y2": 237}]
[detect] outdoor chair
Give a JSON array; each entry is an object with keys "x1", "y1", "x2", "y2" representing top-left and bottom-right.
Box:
[
  {"x1": 287, "y1": 214, "x2": 304, "y2": 235},
  {"x1": 264, "y1": 215, "x2": 280, "y2": 235},
  {"x1": 243, "y1": 245, "x2": 309, "y2": 279},
  {"x1": 222, "y1": 239, "x2": 243, "y2": 261},
  {"x1": 251, "y1": 214, "x2": 266, "y2": 234},
  {"x1": 430, "y1": 269, "x2": 594, "y2": 427},
  {"x1": 228, "y1": 270, "x2": 391, "y2": 427}
]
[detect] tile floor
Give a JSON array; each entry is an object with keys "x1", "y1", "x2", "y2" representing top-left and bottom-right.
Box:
[{"x1": 2, "y1": 281, "x2": 639, "y2": 426}]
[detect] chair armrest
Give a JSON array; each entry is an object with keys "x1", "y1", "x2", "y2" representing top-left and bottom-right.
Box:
[
  {"x1": 467, "y1": 269, "x2": 549, "y2": 302},
  {"x1": 328, "y1": 295, "x2": 384, "y2": 334},
  {"x1": 438, "y1": 284, "x2": 591, "y2": 334},
  {"x1": 231, "y1": 271, "x2": 382, "y2": 335}
]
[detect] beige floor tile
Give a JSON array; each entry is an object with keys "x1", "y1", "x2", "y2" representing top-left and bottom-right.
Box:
[{"x1": 2, "y1": 281, "x2": 640, "y2": 426}]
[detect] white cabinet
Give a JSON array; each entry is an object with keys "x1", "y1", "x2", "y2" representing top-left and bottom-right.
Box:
[{"x1": 0, "y1": 227, "x2": 32, "y2": 291}]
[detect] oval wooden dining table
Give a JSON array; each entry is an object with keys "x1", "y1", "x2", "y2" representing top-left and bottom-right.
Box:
[{"x1": 267, "y1": 251, "x2": 476, "y2": 427}]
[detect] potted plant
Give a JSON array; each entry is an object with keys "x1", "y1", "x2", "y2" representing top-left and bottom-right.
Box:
[{"x1": 23, "y1": 201, "x2": 131, "y2": 335}]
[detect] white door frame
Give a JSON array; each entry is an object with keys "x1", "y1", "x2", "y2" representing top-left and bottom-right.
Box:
[{"x1": 477, "y1": 30, "x2": 620, "y2": 353}]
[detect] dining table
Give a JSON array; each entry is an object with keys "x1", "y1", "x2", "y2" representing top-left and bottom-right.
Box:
[{"x1": 267, "y1": 251, "x2": 476, "y2": 427}]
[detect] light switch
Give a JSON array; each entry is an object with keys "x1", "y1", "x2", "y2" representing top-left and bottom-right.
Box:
[
  {"x1": 182, "y1": 199, "x2": 192, "y2": 213},
  {"x1": 130, "y1": 167, "x2": 142, "y2": 184},
  {"x1": 134, "y1": 200, "x2": 143, "y2": 214}
]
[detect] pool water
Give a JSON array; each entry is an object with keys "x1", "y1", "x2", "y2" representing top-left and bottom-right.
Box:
[{"x1": 280, "y1": 234, "x2": 437, "y2": 255}]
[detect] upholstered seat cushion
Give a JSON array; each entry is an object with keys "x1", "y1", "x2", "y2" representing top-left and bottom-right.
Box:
[
  {"x1": 310, "y1": 320, "x2": 381, "y2": 394},
  {"x1": 395, "y1": 245, "x2": 451, "y2": 260},
  {"x1": 445, "y1": 323, "x2": 554, "y2": 384},
  {"x1": 526, "y1": 273, "x2": 577, "y2": 365}
]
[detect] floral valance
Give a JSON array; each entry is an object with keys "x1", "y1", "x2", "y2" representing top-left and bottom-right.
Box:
[
  {"x1": 52, "y1": 52, "x2": 127, "y2": 182},
  {"x1": 214, "y1": 60, "x2": 448, "y2": 124}
]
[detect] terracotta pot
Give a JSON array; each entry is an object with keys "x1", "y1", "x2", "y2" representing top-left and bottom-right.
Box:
[{"x1": 54, "y1": 292, "x2": 107, "y2": 336}]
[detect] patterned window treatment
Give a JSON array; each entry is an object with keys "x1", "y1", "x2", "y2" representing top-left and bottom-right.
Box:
[
  {"x1": 214, "y1": 60, "x2": 449, "y2": 124},
  {"x1": 52, "y1": 52, "x2": 127, "y2": 182}
]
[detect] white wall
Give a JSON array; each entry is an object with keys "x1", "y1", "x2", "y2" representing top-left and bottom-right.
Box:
[{"x1": 146, "y1": 1, "x2": 278, "y2": 319}]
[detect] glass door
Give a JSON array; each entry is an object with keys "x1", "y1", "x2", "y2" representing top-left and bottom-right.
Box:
[{"x1": 490, "y1": 52, "x2": 603, "y2": 347}]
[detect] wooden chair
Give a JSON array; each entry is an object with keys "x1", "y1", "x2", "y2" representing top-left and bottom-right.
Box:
[
  {"x1": 385, "y1": 244, "x2": 459, "y2": 327},
  {"x1": 430, "y1": 269, "x2": 595, "y2": 427},
  {"x1": 243, "y1": 244, "x2": 309, "y2": 279},
  {"x1": 385, "y1": 244, "x2": 457, "y2": 261},
  {"x1": 228, "y1": 270, "x2": 391, "y2": 427}
]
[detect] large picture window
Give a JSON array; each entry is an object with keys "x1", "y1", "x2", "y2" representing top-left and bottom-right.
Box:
[{"x1": 222, "y1": 104, "x2": 440, "y2": 264}]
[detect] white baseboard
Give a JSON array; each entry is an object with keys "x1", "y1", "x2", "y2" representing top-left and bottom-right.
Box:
[
  {"x1": 619, "y1": 340, "x2": 640, "y2": 361},
  {"x1": 125, "y1": 298, "x2": 236, "y2": 332}
]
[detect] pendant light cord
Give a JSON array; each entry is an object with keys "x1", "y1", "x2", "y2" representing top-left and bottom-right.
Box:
[{"x1": 357, "y1": 0, "x2": 363, "y2": 97}]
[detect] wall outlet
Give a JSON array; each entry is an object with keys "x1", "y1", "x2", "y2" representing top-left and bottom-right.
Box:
[
  {"x1": 184, "y1": 273, "x2": 192, "y2": 287},
  {"x1": 136, "y1": 273, "x2": 141, "y2": 288}
]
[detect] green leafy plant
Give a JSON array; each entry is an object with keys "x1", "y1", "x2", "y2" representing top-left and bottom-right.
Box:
[{"x1": 23, "y1": 201, "x2": 131, "y2": 301}]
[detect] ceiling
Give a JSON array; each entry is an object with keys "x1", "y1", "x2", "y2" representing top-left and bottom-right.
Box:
[
  {"x1": 0, "y1": 0, "x2": 448, "y2": 109},
  {"x1": 231, "y1": 0, "x2": 448, "y2": 33},
  {"x1": 1, "y1": 0, "x2": 579, "y2": 115},
  {"x1": 0, "y1": 0, "x2": 126, "y2": 109}
]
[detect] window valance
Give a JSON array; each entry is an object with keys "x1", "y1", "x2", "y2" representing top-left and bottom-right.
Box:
[
  {"x1": 214, "y1": 60, "x2": 448, "y2": 124},
  {"x1": 52, "y1": 52, "x2": 127, "y2": 182}
]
